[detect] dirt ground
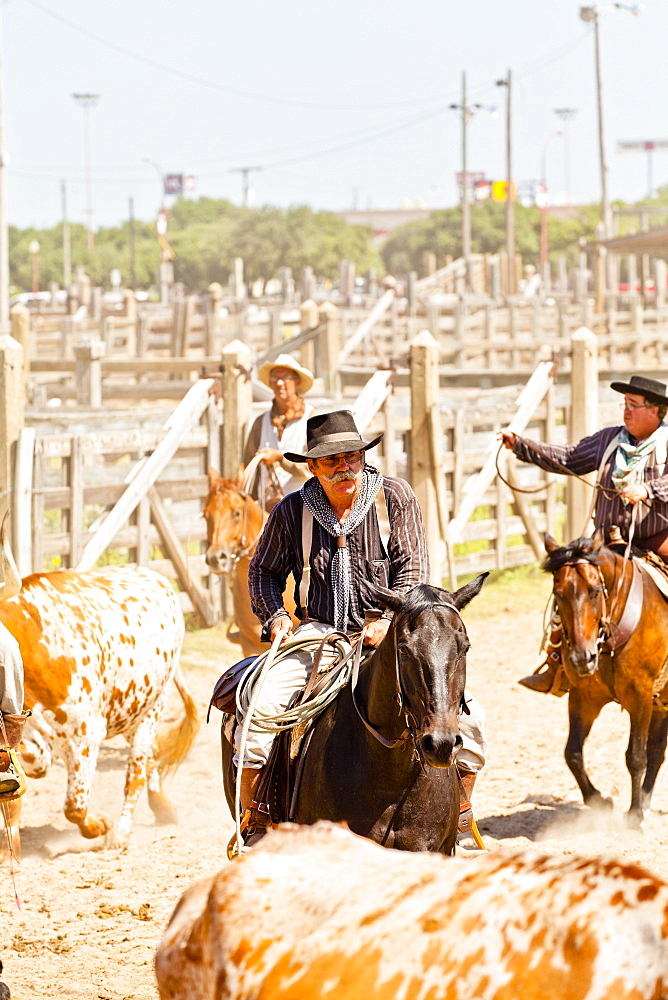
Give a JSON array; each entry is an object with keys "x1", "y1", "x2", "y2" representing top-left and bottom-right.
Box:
[{"x1": 4, "y1": 569, "x2": 668, "y2": 999}]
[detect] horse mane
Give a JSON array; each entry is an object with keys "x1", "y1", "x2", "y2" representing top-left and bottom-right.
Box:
[
  {"x1": 369, "y1": 582, "x2": 452, "y2": 627},
  {"x1": 542, "y1": 535, "x2": 604, "y2": 574},
  {"x1": 211, "y1": 477, "x2": 243, "y2": 494}
]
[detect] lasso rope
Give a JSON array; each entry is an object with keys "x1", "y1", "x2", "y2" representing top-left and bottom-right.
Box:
[{"x1": 231, "y1": 630, "x2": 356, "y2": 856}]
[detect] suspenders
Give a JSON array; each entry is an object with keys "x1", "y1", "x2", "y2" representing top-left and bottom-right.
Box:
[{"x1": 299, "y1": 485, "x2": 390, "y2": 619}]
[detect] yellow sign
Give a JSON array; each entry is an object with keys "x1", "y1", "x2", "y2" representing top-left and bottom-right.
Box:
[{"x1": 491, "y1": 180, "x2": 517, "y2": 202}]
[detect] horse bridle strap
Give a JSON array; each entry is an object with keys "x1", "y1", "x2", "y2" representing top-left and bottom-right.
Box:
[
  {"x1": 350, "y1": 601, "x2": 463, "y2": 750},
  {"x1": 601, "y1": 559, "x2": 643, "y2": 652}
]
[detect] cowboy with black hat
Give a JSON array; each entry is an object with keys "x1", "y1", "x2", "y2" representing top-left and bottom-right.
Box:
[
  {"x1": 235, "y1": 410, "x2": 487, "y2": 836},
  {"x1": 499, "y1": 374, "x2": 668, "y2": 696},
  {"x1": 242, "y1": 354, "x2": 315, "y2": 511}
]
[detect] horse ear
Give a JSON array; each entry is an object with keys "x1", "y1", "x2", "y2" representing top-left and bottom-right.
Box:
[
  {"x1": 544, "y1": 533, "x2": 559, "y2": 554},
  {"x1": 362, "y1": 581, "x2": 403, "y2": 614},
  {"x1": 591, "y1": 527, "x2": 605, "y2": 551},
  {"x1": 235, "y1": 464, "x2": 245, "y2": 489},
  {"x1": 451, "y1": 572, "x2": 488, "y2": 611},
  {"x1": 208, "y1": 466, "x2": 221, "y2": 487}
]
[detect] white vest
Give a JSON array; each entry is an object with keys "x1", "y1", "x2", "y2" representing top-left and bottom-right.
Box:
[{"x1": 257, "y1": 405, "x2": 314, "y2": 498}]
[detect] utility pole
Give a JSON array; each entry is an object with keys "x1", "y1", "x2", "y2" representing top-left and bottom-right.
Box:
[
  {"x1": 61, "y1": 180, "x2": 71, "y2": 289},
  {"x1": 496, "y1": 70, "x2": 515, "y2": 295},
  {"x1": 128, "y1": 196, "x2": 136, "y2": 291},
  {"x1": 230, "y1": 166, "x2": 262, "y2": 207},
  {"x1": 450, "y1": 73, "x2": 496, "y2": 290},
  {"x1": 0, "y1": 8, "x2": 9, "y2": 332},
  {"x1": 72, "y1": 93, "x2": 100, "y2": 251}
]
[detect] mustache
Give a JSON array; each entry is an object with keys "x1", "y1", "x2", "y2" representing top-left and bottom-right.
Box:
[{"x1": 321, "y1": 469, "x2": 363, "y2": 484}]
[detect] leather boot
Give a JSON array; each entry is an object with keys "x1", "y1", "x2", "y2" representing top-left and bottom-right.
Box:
[
  {"x1": 518, "y1": 628, "x2": 569, "y2": 697},
  {"x1": 0, "y1": 710, "x2": 30, "y2": 798},
  {"x1": 239, "y1": 766, "x2": 270, "y2": 846},
  {"x1": 458, "y1": 771, "x2": 476, "y2": 838}
]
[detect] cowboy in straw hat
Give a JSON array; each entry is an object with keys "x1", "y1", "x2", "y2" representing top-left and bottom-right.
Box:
[
  {"x1": 236, "y1": 409, "x2": 487, "y2": 841},
  {"x1": 499, "y1": 374, "x2": 668, "y2": 696},
  {"x1": 243, "y1": 354, "x2": 315, "y2": 511}
]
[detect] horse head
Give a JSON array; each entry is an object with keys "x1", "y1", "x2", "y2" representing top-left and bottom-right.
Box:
[
  {"x1": 544, "y1": 529, "x2": 612, "y2": 678},
  {"x1": 203, "y1": 468, "x2": 265, "y2": 575},
  {"x1": 370, "y1": 574, "x2": 488, "y2": 769}
]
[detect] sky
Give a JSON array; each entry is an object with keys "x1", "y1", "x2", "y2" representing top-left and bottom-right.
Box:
[{"x1": 3, "y1": 0, "x2": 667, "y2": 233}]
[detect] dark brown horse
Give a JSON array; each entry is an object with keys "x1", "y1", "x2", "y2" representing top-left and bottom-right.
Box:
[
  {"x1": 544, "y1": 529, "x2": 668, "y2": 826},
  {"x1": 204, "y1": 469, "x2": 298, "y2": 657},
  {"x1": 221, "y1": 576, "x2": 487, "y2": 855}
]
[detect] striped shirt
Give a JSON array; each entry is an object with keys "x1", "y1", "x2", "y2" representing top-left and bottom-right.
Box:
[
  {"x1": 248, "y1": 477, "x2": 430, "y2": 640},
  {"x1": 513, "y1": 425, "x2": 668, "y2": 540}
]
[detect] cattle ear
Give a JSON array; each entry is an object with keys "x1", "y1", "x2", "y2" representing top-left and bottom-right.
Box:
[
  {"x1": 544, "y1": 533, "x2": 559, "y2": 554},
  {"x1": 452, "y1": 572, "x2": 488, "y2": 611}
]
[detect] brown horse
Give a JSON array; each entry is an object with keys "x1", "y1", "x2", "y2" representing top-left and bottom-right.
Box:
[
  {"x1": 544, "y1": 528, "x2": 668, "y2": 826},
  {"x1": 204, "y1": 469, "x2": 296, "y2": 657}
]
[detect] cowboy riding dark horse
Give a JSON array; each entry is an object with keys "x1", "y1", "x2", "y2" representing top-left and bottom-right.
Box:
[
  {"x1": 235, "y1": 409, "x2": 488, "y2": 843},
  {"x1": 499, "y1": 374, "x2": 668, "y2": 696}
]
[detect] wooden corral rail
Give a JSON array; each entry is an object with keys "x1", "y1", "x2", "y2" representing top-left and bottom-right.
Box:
[{"x1": 17, "y1": 382, "x2": 223, "y2": 623}]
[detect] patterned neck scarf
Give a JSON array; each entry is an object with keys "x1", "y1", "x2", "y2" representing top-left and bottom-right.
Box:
[
  {"x1": 612, "y1": 423, "x2": 668, "y2": 496},
  {"x1": 301, "y1": 465, "x2": 383, "y2": 629},
  {"x1": 270, "y1": 396, "x2": 305, "y2": 440}
]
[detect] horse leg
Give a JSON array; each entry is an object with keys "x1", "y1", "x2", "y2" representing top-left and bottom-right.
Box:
[
  {"x1": 625, "y1": 700, "x2": 654, "y2": 828},
  {"x1": 565, "y1": 689, "x2": 612, "y2": 809},
  {"x1": 641, "y1": 708, "x2": 668, "y2": 813}
]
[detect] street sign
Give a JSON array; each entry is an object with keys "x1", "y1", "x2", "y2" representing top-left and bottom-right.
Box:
[
  {"x1": 164, "y1": 174, "x2": 184, "y2": 195},
  {"x1": 617, "y1": 139, "x2": 668, "y2": 152}
]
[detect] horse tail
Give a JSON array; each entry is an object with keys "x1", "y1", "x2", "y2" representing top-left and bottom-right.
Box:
[{"x1": 155, "y1": 666, "x2": 201, "y2": 776}]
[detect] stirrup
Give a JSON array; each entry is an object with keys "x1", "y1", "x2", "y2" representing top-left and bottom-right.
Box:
[
  {"x1": 226, "y1": 810, "x2": 250, "y2": 860},
  {"x1": 0, "y1": 749, "x2": 27, "y2": 800},
  {"x1": 458, "y1": 804, "x2": 486, "y2": 850}
]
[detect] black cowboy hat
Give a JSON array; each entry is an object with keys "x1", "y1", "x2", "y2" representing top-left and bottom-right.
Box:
[
  {"x1": 284, "y1": 409, "x2": 383, "y2": 462},
  {"x1": 610, "y1": 375, "x2": 668, "y2": 406}
]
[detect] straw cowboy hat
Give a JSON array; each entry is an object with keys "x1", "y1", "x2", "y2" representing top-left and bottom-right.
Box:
[
  {"x1": 610, "y1": 375, "x2": 668, "y2": 406},
  {"x1": 284, "y1": 410, "x2": 383, "y2": 463},
  {"x1": 256, "y1": 354, "x2": 314, "y2": 395}
]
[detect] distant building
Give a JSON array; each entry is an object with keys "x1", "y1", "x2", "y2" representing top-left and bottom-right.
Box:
[{"x1": 336, "y1": 208, "x2": 434, "y2": 247}]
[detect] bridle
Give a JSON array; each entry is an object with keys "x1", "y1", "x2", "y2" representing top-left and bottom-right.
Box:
[
  {"x1": 208, "y1": 488, "x2": 256, "y2": 569},
  {"x1": 351, "y1": 600, "x2": 466, "y2": 759},
  {"x1": 556, "y1": 552, "x2": 641, "y2": 658}
]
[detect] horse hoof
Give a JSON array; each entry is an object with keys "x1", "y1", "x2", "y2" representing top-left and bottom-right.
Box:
[
  {"x1": 625, "y1": 811, "x2": 644, "y2": 831},
  {"x1": 587, "y1": 794, "x2": 613, "y2": 812}
]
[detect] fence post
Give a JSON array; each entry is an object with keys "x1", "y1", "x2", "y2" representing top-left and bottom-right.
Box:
[
  {"x1": 10, "y1": 303, "x2": 30, "y2": 396},
  {"x1": 221, "y1": 339, "x2": 253, "y2": 480},
  {"x1": 567, "y1": 327, "x2": 598, "y2": 542},
  {"x1": 0, "y1": 333, "x2": 24, "y2": 534},
  {"x1": 123, "y1": 288, "x2": 137, "y2": 355},
  {"x1": 318, "y1": 301, "x2": 340, "y2": 396},
  {"x1": 410, "y1": 329, "x2": 442, "y2": 585},
  {"x1": 74, "y1": 337, "x2": 106, "y2": 408},
  {"x1": 299, "y1": 299, "x2": 319, "y2": 376}
]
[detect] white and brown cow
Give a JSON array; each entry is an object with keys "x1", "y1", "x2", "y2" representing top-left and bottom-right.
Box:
[
  {"x1": 156, "y1": 822, "x2": 668, "y2": 1000},
  {"x1": 0, "y1": 531, "x2": 199, "y2": 852}
]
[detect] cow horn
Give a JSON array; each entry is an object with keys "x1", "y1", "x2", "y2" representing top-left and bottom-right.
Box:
[{"x1": 0, "y1": 510, "x2": 22, "y2": 602}]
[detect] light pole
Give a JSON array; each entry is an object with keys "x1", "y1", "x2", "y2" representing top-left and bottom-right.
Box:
[
  {"x1": 72, "y1": 93, "x2": 100, "y2": 252},
  {"x1": 554, "y1": 108, "x2": 578, "y2": 206},
  {"x1": 540, "y1": 130, "x2": 563, "y2": 269},
  {"x1": 143, "y1": 157, "x2": 173, "y2": 304},
  {"x1": 449, "y1": 72, "x2": 497, "y2": 289},
  {"x1": 28, "y1": 240, "x2": 40, "y2": 295},
  {"x1": 579, "y1": 4, "x2": 642, "y2": 241},
  {"x1": 230, "y1": 166, "x2": 263, "y2": 207},
  {"x1": 496, "y1": 70, "x2": 515, "y2": 295}
]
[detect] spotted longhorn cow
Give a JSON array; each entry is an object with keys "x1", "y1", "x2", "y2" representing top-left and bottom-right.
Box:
[
  {"x1": 156, "y1": 821, "x2": 668, "y2": 1000},
  {"x1": 0, "y1": 524, "x2": 199, "y2": 853}
]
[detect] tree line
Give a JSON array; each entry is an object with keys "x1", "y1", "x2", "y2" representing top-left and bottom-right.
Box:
[{"x1": 10, "y1": 189, "x2": 668, "y2": 295}]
